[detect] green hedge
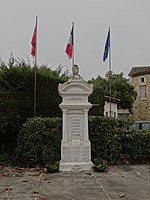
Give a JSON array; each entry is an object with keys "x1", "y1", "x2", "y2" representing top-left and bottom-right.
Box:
[
  {"x1": 15, "y1": 116, "x2": 150, "y2": 166},
  {"x1": 128, "y1": 130, "x2": 150, "y2": 161},
  {"x1": 89, "y1": 116, "x2": 129, "y2": 163},
  {"x1": 16, "y1": 117, "x2": 62, "y2": 166}
]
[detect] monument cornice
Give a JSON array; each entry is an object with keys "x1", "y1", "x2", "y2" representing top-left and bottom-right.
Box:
[{"x1": 58, "y1": 80, "x2": 93, "y2": 95}]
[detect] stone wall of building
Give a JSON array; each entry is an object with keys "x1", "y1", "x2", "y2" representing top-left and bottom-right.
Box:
[{"x1": 131, "y1": 74, "x2": 150, "y2": 120}]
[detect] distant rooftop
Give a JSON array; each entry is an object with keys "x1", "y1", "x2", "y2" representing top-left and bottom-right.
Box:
[
  {"x1": 128, "y1": 66, "x2": 150, "y2": 78},
  {"x1": 105, "y1": 96, "x2": 120, "y2": 104}
]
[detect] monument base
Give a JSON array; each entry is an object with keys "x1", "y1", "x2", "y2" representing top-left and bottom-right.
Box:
[
  {"x1": 59, "y1": 142, "x2": 93, "y2": 172},
  {"x1": 59, "y1": 161, "x2": 93, "y2": 172}
]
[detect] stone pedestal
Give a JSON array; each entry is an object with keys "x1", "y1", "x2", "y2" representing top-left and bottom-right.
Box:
[{"x1": 58, "y1": 67, "x2": 93, "y2": 172}]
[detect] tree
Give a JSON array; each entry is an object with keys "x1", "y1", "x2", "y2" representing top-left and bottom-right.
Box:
[
  {"x1": 88, "y1": 76, "x2": 105, "y2": 116},
  {"x1": 88, "y1": 72, "x2": 137, "y2": 114},
  {"x1": 0, "y1": 56, "x2": 67, "y2": 153},
  {"x1": 108, "y1": 72, "x2": 137, "y2": 113}
]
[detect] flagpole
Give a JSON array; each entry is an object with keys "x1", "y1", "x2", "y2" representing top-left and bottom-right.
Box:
[
  {"x1": 34, "y1": 16, "x2": 37, "y2": 118},
  {"x1": 72, "y1": 22, "x2": 74, "y2": 67},
  {"x1": 108, "y1": 27, "x2": 112, "y2": 117}
]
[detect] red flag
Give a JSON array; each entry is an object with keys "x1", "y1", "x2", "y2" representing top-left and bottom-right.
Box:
[
  {"x1": 65, "y1": 26, "x2": 73, "y2": 59},
  {"x1": 31, "y1": 23, "x2": 37, "y2": 57}
]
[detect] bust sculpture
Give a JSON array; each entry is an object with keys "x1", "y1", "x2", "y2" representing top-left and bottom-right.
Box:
[
  {"x1": 68, "y1": 65, "x2": 83, "y2": 82},
  {"x1": 72, "y1": 65, "x2": 81, "y2": 79}
]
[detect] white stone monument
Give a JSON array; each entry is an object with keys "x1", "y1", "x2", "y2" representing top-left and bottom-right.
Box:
[{"x1": 58, "y1": 65, "x2": 93, "y2": 172}]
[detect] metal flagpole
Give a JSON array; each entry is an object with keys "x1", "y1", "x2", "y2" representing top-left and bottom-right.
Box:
[
  {"x1": 34, "y1": 16, "x2": 37, "y2": 118},
  {"x1": 72, "y1": 22, "x2": 74, "y2": 67},
  {"x1": 108, "y1": 27, "x2": 112, "y2": 117}
]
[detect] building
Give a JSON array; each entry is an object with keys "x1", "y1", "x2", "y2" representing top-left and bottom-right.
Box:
[
  {"x1": 128, "y1": 66, "x2": 150, "y2": 120},
  {"x1": 104, "y1": 96, "x2": 120, "y2": 118}
]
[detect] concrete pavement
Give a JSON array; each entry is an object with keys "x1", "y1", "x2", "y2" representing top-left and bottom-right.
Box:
[{"x1": 0, "y1": 164, "x2": 150, "y2": 200}]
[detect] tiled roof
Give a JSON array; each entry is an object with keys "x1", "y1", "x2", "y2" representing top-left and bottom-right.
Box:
[
  {"x1": 128, "y1": 66, "x2": 150, "y2": 78},
  {"x1": 105, "y1": 96, "x2": 120, "y2": 103}
]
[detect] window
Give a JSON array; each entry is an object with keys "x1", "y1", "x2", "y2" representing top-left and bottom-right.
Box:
[
  {"x1": 139, "y1": 85, "x2": 147, "y2": 98},
  {"x1": 141, "y1": 77, "x2": 144, "y2": 82},
  {"x1": 105, "y1": 111, "x2": 108, "y2": 116},
  {"x1": 114, "y1": 112, "x2": 116, "y2": 118}
]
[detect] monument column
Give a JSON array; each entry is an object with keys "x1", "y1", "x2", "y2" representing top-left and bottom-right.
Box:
[{"x1": 58, "y1": 65, "x2": 93, "y2": 172}]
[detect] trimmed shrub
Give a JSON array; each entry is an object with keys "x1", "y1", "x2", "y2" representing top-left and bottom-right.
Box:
[
  {"x1": 128, "y1": 130, "x2": 150, "y2": 162},
  {"x1": 89, "y1": 116, "x2": 129, "y2": 164},
  {"x1": 16, "y1": 117, "x2": 62, "y2": 166},
  {"x1": 15, "y1": 116, "x2": 150, "y2": 167}
]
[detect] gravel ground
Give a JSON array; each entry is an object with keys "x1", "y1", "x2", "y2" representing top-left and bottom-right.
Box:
[{"x1": 0, "y1": 164, "x2": 150, "y2": 200}]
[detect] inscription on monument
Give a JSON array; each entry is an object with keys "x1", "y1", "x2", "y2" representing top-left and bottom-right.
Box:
[
  {"x1": 67, "y1": 112, "x2": 84, "y2": 141},
  {"x1": 70, "y1": 116, "x2": 81, "y2": 138},
  {"x1": 62, "y1": 146, "x2": 90, "y2": 162},
  {"x1": 66, "y1": 96, "x2": 85, "y2": 101}
]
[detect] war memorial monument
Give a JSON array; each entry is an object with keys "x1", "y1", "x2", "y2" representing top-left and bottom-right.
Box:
[{"x1": 58, "y1": 65, "x2": 93, "y2": 172}]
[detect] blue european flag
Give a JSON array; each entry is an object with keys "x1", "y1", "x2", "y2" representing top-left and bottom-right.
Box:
[{"x1": 103, "y1": 28, "x2": 110, "y2": 62}]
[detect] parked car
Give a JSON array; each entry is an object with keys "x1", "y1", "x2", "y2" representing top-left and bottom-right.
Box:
[{"x1": 131, "y1": 121, "x2": 150, "y2": 130}]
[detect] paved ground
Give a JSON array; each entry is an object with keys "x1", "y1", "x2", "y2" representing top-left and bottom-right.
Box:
[{"x1": 0, "y1": 164, "x2": 150, "y2": 200}]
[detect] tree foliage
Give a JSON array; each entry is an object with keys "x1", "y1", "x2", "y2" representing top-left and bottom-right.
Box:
[
  {"x1": 109, "y1": 72, "x2": 137, "y2": 112},
  {"x1": 89, "y1": 72, "x2": 137, "y2": 113},
  {"x1": 88, "y1": 76, "x2": 105, "y2": 116},
  {"x1": 0, "y1": 56, "x2": 67, "y2": 153}
]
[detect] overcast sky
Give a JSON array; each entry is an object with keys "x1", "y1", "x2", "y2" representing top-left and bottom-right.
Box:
[{"x1": 0, "y1": 0, "x2": 150, "y2": 80}]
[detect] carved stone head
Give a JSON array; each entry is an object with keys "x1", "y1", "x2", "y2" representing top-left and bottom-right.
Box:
[{"x1": 72, "y1": 65, "x2": 79, "y2": 77}]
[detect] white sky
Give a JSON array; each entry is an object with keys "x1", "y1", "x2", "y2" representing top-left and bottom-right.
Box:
[{"x1": 0, "y1": 0, "x2": 150, "y2": 80}]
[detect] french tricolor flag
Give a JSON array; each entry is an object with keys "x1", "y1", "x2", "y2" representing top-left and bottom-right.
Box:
[{"x1": 65, "y1": 26, "x2": 73, "y2": 59}]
